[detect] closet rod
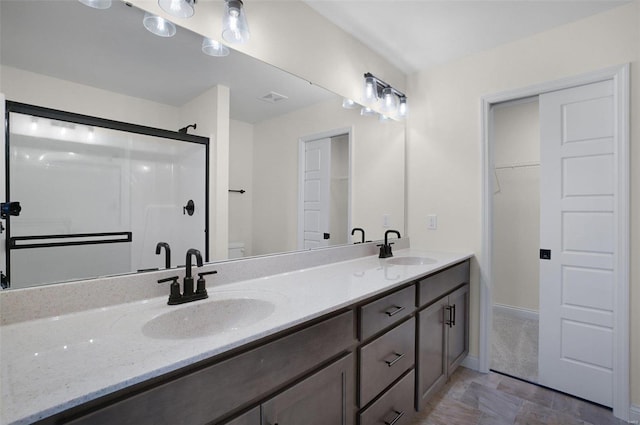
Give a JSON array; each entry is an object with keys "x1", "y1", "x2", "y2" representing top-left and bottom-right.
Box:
[{"x1": 494, "y1": 161, "x2": 540, "y2": 170}]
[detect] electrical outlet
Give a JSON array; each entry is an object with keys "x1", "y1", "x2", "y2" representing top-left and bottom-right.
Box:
[
  {"x1": 427, "y1": 214, "x2": 437, "y2": 230},
  {"x1": 383, "y1": 214, "x2": 390, "y2": 228}
]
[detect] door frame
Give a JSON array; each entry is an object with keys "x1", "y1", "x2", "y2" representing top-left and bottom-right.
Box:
[
  {"x1": 297, "y1": 127, "x2": 352, "y2": 250},
  {"x1": 479, "y1": 64, "x2": 630, "y2": 419}
]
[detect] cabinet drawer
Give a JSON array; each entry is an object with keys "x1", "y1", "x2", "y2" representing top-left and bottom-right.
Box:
[
  {"x1": 67, "y1": 311, "x2": 355, "y2": 425},
  {"x1": 360, "y1": 318, "x2": 415, "y2": 407},
  {"x1": 360, "y1": 285, "x2": 415, "y2": 340},
  {"x1": 419, "y1": 260, "x2": 469, "y2": 307},
  {"x1": 359, "y1": 370, "x2": 415, "y2": 425}
]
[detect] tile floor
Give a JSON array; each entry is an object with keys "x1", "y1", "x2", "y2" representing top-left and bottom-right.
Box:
[{"x1": 407, "y1": 367, "x2": 627, "y2": 425}]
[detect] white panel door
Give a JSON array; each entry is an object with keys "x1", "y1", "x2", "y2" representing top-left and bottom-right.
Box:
[
  {"x1": 303, "y1": 138, "x2": 331, "y2": 250},
  {"x1": 539, "y1": 80, "x2": 616, "y2": 406}
]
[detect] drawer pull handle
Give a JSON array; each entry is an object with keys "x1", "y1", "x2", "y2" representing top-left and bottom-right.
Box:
[
  {"x1": 384, "y1": 410, "x2": 405, "y2": 425},
  {"x1": 384, "y1": 305, "x2": 405, "y2": 317},
  {"x1": 384, "y1": 352, "x2": 405, "y2": 367},
  {"x1": 452, "y1": 303, "x2": 456, "y2": 326}
]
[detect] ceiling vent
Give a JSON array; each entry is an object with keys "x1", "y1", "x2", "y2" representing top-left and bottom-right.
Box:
[{"x1": 258, "y1": 91, "x2": 288, "y2": 104}]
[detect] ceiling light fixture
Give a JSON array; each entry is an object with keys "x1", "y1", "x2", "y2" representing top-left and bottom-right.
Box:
[
  {"x1": 362, "y1": 72, "x2": 408, "y2": 119},
  {"x1": 202, "y1": 37, "x2": 230, "y2": 57},
  {"x1": 78, "y1": 0, "x2": 112, "y2": 9},
  {"x1": 158, "y1": 0, "x2": 196, "y2": 19},
  {"x1": 222, "y1": 0, "x2": 250, "y2": 44},
  {"x1": 143, "y1": 12, "x2": 177, "y2": 37}
]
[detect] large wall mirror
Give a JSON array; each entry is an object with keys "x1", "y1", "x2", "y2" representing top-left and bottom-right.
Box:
[{"x1": 0, "y1": 0, "x2": 406, "y2": 289}]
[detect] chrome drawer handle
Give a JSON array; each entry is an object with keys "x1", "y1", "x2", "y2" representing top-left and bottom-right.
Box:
[
  {"x1": 384, "y1": 410, "x2": 405, "y2": 425},
  {"x1": 384, "y1": 305, "x2": 405, "y2": 317},
  {"x1": 384, "y1": 352, "x2": 405, "y2": 367}
]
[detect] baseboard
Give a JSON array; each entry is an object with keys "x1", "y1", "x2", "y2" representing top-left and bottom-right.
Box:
[
  {"x1": 629, "y1": 404, "x2": 640, "y2": 423},
  {"x1": 461, "y1": 355, "x2": 479, "y2": 371},
  {"x1": 493, "y1": 303, "x2": 539, "y2": 321}
]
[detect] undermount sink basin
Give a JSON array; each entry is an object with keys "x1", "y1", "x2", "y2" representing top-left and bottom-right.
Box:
[
  {"x1": 142, "y1": 298, "x2": 276, "y2": 340},
  {"x1": 386, "y1": 256, "x2": 437, "y2": 266}
]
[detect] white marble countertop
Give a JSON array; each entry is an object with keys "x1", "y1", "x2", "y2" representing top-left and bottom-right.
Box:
[{"x1": 0, "y1": 249, "x2": 472, "y2": 425}]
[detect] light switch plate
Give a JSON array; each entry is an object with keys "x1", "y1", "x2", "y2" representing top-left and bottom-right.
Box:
[{"x1": 427, "y1": 214, "x2": 437, "y2": 230}]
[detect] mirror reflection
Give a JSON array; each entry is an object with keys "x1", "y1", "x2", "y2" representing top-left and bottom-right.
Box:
[{"x1": 0, "y1": 0, "x2": 405, "y2": 289}]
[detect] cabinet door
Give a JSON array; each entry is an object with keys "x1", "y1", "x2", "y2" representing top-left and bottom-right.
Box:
[
  {"x1": 447, "y1": 284, "x2": 469, "y2": 374},
  {"x1": 224, "y1": 407, "x2": 260, "y2": 425},
  {"x1": 416, "y1": 298, "x2": 447, "y2": 411},
  {"x1": 262, "y1": 353, "x2": 355, "y2": 425}
]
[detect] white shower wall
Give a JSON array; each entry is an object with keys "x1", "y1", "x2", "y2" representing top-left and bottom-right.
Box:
[{"x1": 8, "y1": 116, "x2": 206, "y2": 288}]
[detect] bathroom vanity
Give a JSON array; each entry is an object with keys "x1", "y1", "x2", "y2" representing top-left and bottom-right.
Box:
[{"x1": 0, "y1": 249, "x2": 471, "y2": 425}]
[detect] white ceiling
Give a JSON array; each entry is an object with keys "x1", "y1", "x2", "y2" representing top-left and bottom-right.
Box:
[
  {"x1": 304, "y1": 0, "x2": 631, "y2": 74},
  {"x1": 1, "y1": 0, "x2": 630, "y2": 122}
]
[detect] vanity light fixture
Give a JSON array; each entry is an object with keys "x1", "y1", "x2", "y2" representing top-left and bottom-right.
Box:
[
  {"x1": 158, "y1": 0, "x2": 196, "y2": 19},
  {"x1": 398, "y1": 96, "x2": 408, "y2": 118},
  {"x1": 362, "y1": 75, "x2": 378, "y2": 104},
  {"x1": 78, "y1": 0, "x2": 112, "y2": 9},
  {"x1": 362, "y1": 72, "x2": 408, "y2": 119},
  {"x1": 143, "y1": 12, "x2": 177, "y2": 37},
  {"x1": 360, "y1": 106, "x2": 376, "y2": 117},
  {"x1": 342, "y1": 98, "x2": 359, "y2": 109},
  {"x1": 202, "y1": 37, "x2": 230, "y2": 57},
  {"x1": 222, "y1": 0, "x2": 250, "y2": 44},
  {"x1": 381, "y1": 87, "x2": 398, "y2": 114}
]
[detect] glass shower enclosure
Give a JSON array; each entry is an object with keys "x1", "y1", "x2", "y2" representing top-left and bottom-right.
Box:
[{"x1": 3, "y1": 102, "x2": 209, "y2": 289}]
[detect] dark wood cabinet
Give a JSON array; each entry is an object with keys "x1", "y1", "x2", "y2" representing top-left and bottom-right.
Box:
[
  {"x1": 262, "y1": 354, "x2": 355, "y2": 425},
  {"x1": 416, "y1": 298, "x2": 448, "y2": 405},
  {"x1": 416, "y1": 260, "x2": 470, "y2": 411},
  {"x1": 447, "y1": 284, "x2": 470, "y2": 373}
]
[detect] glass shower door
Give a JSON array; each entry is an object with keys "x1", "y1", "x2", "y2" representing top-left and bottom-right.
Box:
[{"x1": 4, "y1": 105, "x2": 208, "y2": 289}]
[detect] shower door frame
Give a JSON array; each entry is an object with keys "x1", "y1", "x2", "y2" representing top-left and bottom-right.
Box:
[{"x1": 3, "y1": 101, "x2": 210, "y2": 288}]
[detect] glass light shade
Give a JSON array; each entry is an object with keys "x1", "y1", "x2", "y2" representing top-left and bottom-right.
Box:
[
  {"x1": 379, "y1": 114, "x2": 392, "y2": 123},
  {"x1": 342, "y1": 98, "x2": 358, "y2": 109},
  {"x1": 398, "y1": 97, "x2": 408, "y2": 118},
  {"x1": 360, "y1": 106, "x2": 376, "y2": 117},
  {"x1": 202, "y1": 37, "x2": 230, "y2": 57},
  {"x1": 143, "y1": 13, "x2": 177, "y2": 37},
  {"x1": 158, "y1": 0, "x2": 195, "y2": 19},
  {"x1": 78, "y1": 0, "x2": 112, "y2": 9},
  {"x1": 381, "y1": 87, "x2": 398, "y2": 114},
  {"x1": 222, "y1": 0, "x2": 250, "y2": 44},
  {"x1": 362, "y1": 76, "x2": 378, "y2": 104}
]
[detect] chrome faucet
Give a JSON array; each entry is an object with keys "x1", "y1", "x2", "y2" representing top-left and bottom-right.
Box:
[
  {"x1": 155, "y1": 242, "x2": 171, "y2": 269},
  {"x1": 378, "y1": 230, "x2": 401, "y2": 258}
]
